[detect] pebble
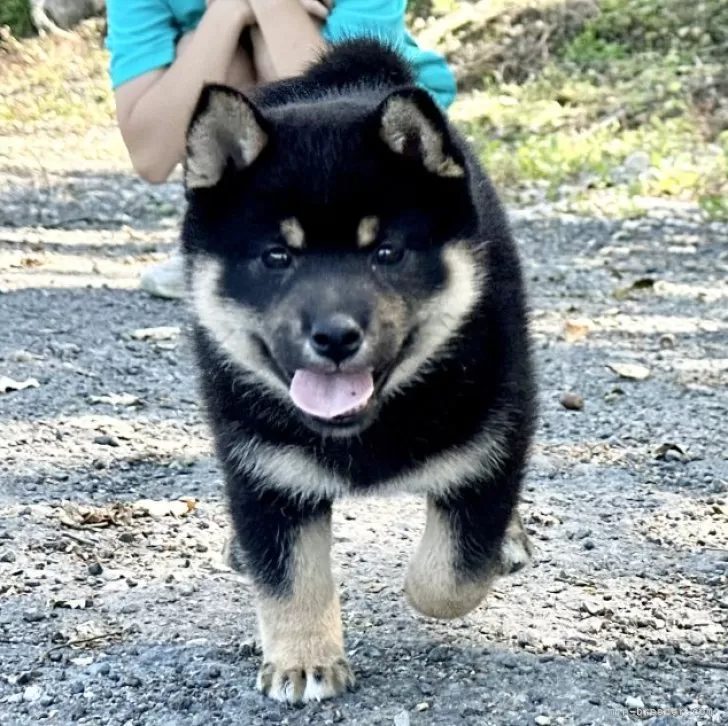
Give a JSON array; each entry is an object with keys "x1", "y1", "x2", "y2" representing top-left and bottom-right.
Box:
[
  {"x1": 625, "y1": 696, "x2": 645, "y2": 709},
  {"x1": 88, "y1": 563, "x2": 103, "y2": 576},
  {"x1": 93, "y1": 435, "x2": 120, "y2": 447},
  {"x1": 0, "y1": 550, "x2": 17, "y2": 563},
  {"x1": 560, "y1": 392, "x2": 584, "y2": 411},
  {"x1": 687, "y1": 631, "x2": 705, "y2": 647},
  {"x1": 23, "y1": 610, "x2": 46, "y2": 623},
  {"x1": 23, "y1": 685, "x2": 42, "y2": 702},
  {"x1": 535, "y1": 717, "x2": 552, "y2": 726}
]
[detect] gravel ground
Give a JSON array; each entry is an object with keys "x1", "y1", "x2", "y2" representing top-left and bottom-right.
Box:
[{"x1": 0, "y1": 145, "x2": 727, "y2": 726}]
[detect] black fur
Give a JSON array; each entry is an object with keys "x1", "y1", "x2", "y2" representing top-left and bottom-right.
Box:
[{"x1": 183, "y1": 40, "x2": 536, "y2": 604}]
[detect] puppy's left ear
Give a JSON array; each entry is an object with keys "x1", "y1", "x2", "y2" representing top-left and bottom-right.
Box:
[
  {"x1": 377, "y1": 88, "x2": 465, "y2": 179},
  {"x1": 185, "y1": 84, "x2": 268, "y2": 191}
]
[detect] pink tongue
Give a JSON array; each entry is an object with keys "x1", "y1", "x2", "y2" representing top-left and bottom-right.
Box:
[{"x1": 289, "y1": 369, "x2": 374, "y2": 420}]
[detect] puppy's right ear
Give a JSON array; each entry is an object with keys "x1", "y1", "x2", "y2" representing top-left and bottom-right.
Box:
[{"x1": 184, "y1": 85, "x2": 268, "y2": 191}]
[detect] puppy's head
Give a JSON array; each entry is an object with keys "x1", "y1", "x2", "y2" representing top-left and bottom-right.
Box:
[{"x1": 183, "y1": 85, "x2": 485, "y2": 436}]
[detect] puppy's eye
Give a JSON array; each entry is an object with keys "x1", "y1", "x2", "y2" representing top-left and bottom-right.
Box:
[
  {"x1": 373, "y1": 243, "x2": 404, "y2": 266},
  {"x1": 262, "y1": 247, "x2": 293, "y2": 270}
]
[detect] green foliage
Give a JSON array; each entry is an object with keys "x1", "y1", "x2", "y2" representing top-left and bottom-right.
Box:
[
  {"x1": 451, "y1": 0, "x2": 728, "y2": 219},
  {"x1": 0, "y1": 0, "x2": 34, "y2": 38}
]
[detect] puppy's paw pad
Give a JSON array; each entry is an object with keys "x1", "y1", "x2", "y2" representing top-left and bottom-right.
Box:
[{"x1": 256, "y1": 657, "x2": 354, "y2": 704}]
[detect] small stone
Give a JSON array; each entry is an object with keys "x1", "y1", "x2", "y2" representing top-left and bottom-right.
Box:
[
  {"x1": 207, "y1": 666, "x2": 221, "y2": 679},
  {"x1": 122, "y1": 675, "x2": 142, "y2": 688},
  {"x1": 580, "y1": 617, "x2": 603, "y2": 633},
  {"x1": 625, "y1": 696, "x2": 644, "y2": 709},
  {"x1": 687, "y1": 631, "x2": 705, "y2": 647},
  {"x1": 92, "y1": 459, "x2": 107, "y2": 470},
  {"x1": 119, "y1": 532, "x2": 135, "y2": 544},
  {"x1": 394, "y1": 711, "x2": 410, "y2": 726},
  {"x1": 23, "y1": 610, "x2": 45, "y2": 623},
  {"x1": 583, "y1": 540, "x2": 596, "y2": 551},
  {"x1": 23, "y1": 685, "x2": 42, "y2": 702},
  {"x1": 0, "y1": 550, "x2": 16, "y2": 563},
  {"x1": 415, "y1": 702, "x2": 429, "y2": 711},
  {"x1": 93, "y1": 435, "x2": 119, "y2": 447},
  {"x1": 559, "y1": 392, "x2": 584, "y2": 411},
  {"x1": 616, "y1": 638, "x2": 632, "y2": 652},
  {"x1": 88, "y1": 562, "x2": 103, "y2": 576},
  {"x1": 89, "y1": 662, "x2": 110, "y2": 677},
  {"x1": 535, "y1": 717, "x2": 552, "y2": 726},
  {"x1": 659, "y1": 333, "x2": 676, "y2": 349}
]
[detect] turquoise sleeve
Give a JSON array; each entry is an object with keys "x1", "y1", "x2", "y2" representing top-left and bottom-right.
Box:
[
  {"x1": 106, "y1": 0, "x2": 178, "y2": 89},
  {"x1": 322, "y1": 0, "x2": 456, "y2": 109}
]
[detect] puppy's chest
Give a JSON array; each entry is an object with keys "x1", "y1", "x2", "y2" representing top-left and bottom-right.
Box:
[{"x1": 228, "y1": 425, "x2": 498, "y2": 502}]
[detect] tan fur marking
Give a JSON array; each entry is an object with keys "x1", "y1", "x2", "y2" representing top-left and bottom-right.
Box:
[
  {"x1": 280, "y1": 217, "x2": 305, "y2": 250},
  {"x1": 380, "y1": 96, "x2": 465, "y2": 179},
  {"x1": 188, "y1": 256, "x2": 289, "y2": 397},
  {"x1": 405, "y1": 499, "x2": 492, "y2": 619},
  {"x1": 256, "y1": 518, "x2": 353, "y2": 703},
  {"x1": 384, "y1": 242, "x2": 485, "y2": 397},
  {"x1": 357, "y1": 216, "x2": 380, "y2": 248},
  {"x1": 186, "y1": 90, "x2": 267, "y2": 189}
]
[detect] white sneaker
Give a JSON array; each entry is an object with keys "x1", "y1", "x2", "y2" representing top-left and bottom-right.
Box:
[{"x1": 140, "y1": 251, "x2": 186, "y2": 299}]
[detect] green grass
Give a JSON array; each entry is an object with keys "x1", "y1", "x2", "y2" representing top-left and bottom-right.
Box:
[
  {"x1": 0, "y1": 0, "x2": 33, "y2": 37},
  {"x1": 442, "y1": 0, "x2": 728, "y2": 219}
]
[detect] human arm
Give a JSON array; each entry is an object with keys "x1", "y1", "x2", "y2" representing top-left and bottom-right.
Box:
[
  {"x1": 249, "y1": 0, "x2": 328, "y2": 80},
  {"x1": 111, "y1": 0, "x2": 255, "y2": 184}
]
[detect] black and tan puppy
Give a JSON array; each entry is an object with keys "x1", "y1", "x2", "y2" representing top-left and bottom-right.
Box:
[{"x1": 181, "y1": 39, "x2": 536, "y2": 704}]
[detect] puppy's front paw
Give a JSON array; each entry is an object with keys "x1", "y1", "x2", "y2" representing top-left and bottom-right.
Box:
[
  {"x1": 256, "y1": 656, "x2": 355, "y2": 703},
  {"x1": 498, "y1": 510, "x2": 533, "y2": 575}
]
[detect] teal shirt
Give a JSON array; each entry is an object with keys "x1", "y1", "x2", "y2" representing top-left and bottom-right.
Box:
[{"x1": 106, "y1": 0, "x2": 456, "y2": 109}]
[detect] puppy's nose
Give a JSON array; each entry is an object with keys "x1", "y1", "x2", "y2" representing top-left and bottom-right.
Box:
[{"x1": 310, "y1": 314, "x2": 363, "y2": 364}]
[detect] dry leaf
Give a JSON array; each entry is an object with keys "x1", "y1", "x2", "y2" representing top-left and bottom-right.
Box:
[
  {"x1": 51, "y1": 598, "x2": 94, "y2": 610},
  {"x1": 131, "y1": 326, "x2": 180, "y2": 341},
  {"x1": 88, "y1": 393, "x2": 142, "y2": 407},
  {"x1": 0, "y1": 376, "x2": 40, "y2": 394},
  {"x1": 654, "y1": 443, "x2": 685, "y2": 460},
  {"x1": 605, "y1": 362, "x2": 651, "y2": 381},
  {"x1": 59, "y1": 502, "x2": 133, "y2": 529},
  {"x1": 613, "y1": 278, "x2": 656, "y2": 300},
  {"x1": 563, "y1": 320, "x2": 590, "y2": 343},
  {"x1": 132, "y1": 499, "x2": 195, "y2": 518}
]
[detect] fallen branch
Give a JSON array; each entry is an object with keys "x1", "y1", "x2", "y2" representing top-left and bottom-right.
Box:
[
  {"x1": 39, "y1": 630, "x2": 125, "y2": 661},
  {"x1": 676, "y1": 656, "x2": 728, "y2": 671}
]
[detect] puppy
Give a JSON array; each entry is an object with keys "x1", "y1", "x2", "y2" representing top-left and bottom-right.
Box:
[{"x1": 181, "y1": 39, "x2": 536, "y2": 704}]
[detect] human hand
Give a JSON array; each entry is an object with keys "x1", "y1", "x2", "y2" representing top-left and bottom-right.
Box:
[
  {"x1": 298, "y1": 0, "x2": 333, "y2": 21},
  {"x1": 205, "y1": 0, "x2": 255, "y2": 26}
]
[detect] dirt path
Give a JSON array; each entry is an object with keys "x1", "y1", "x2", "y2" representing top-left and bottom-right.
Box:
[{"x1": 0, "y1": 143, "x2": 727, "y2": 725}]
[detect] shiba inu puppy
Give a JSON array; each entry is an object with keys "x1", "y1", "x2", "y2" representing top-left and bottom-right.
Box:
[{"x1": 182, "y1": 39, "x2": 536, "y2": 704}]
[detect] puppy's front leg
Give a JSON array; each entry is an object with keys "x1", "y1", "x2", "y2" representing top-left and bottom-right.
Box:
[
  {"x1": 405, "y1": 470, "x2": 530, "y2": 619},
  {"x1": 231, "y1": 489, "x2": 353, "y2": 703}
]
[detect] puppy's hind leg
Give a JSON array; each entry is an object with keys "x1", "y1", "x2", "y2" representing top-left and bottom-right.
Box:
[
  {"x1": 229, "y1": 487, "x2": 353, "y2": 704},
  {"x1": 405, "y1": 466, "x2": 528, "y2": 619}
]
